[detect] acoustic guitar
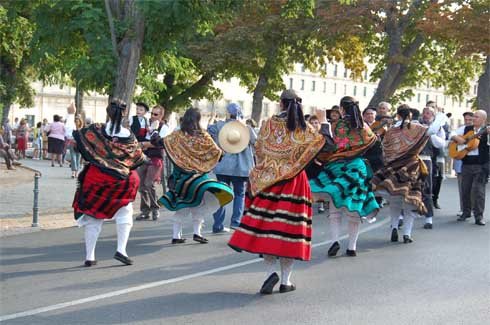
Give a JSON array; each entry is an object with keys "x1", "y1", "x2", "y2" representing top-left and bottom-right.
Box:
[
  {"x1": 448, "y1": 125, "x2": 490, "y2": 159},
  {"x1": 370, "y1": 117, "x2": 393, "y2": 136}
]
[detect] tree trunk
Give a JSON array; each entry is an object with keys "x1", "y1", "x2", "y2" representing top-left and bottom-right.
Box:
[
  {"x1": 477, "y1": 55, "x2": 490, "y2": 118},
  {"x1": 75, "y1": 84, "x2": 84, "y2": 117},
  {"x1": 251, "y1": 72, "x2": 268, "y2": 124},
  {"x1": 110, "y1": 0, "x2": 145, "y2": 106},
  {"x1": 1, "y1": 100, "x2": 12, "y2": 127}
]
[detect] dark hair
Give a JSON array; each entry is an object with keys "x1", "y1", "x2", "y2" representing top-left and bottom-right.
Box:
[
  {"x1": 410, "y1": 108, "x2": 420, "y2": 121},
  {"x1": 304, "y1": 114, "x2": 311, "y2": 121},
  {"x1": 397, "y1": 104, "x2": 412, "y2": 129},
  {"x1": 180, "y1": 107, "x2": 202, "y2": 136},
  {"x1": 308, "y1": 115, "x2": 319, "y2": 122},
  {"x1": 340, "y1": 96, "x2": 363, "y2": 129},
  {"x1": 36, "y1": 122, "x2": 42, "y2": 128},
  {"x1": 281, "y1": 97, "x2": 306, "y2": 131},
  {"x1": 53, "y1": 115, "x2": 61, "y2": 122},
  {"x1": 136, "y1": 102, "x2": 149, "y2": 112},
  {"x1": 362, "y1": 107, "x2": 377, "y2": 115},
  {"x1": 106, "y1": 99, "x2": 127, "y2": 135},
  {"x1": 246, "y1": 118, "x2": 257, "y2": 128},
  {"x1": 331, "y1": 105, "x2": 340, "y2": 110}
]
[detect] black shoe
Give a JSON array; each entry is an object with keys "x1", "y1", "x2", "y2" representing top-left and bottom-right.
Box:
[
  {"x1": 346, "y1": 249, "x2": 357, "y2": 257},
  {"x1": 171, "y1": 238, "x2": 186, "y2": 244},
  {"x1": 260, "y1": 272, "x2": 279, "y2": 294},
  {"x1": 398, "y1": 218, "x2": 404, "y2": 229},
  {"x1": 114, "y1": 251, "x2": 133, "y2": 265},
  {"x1": 423, "y1": 223, "x2": 433, "y2": 229},
  {"x1": 391, "y1": 228, "x2": 398, "y2": 242},
  {"x1": 403, "y1": 235, "x2": 413, "y2": 243},
  {"x1": 475, "y1": 220, "x2": 486, "y2": 226},
  {"x1": 327, "y1": 241, "x2": 340, "y2": 257},
  {"x1": 135, "y1": 214, "x2": 150, "y2": 221},
  {"x1": 279, "y1": 284, "x2": 296, "y2": 293},
  {"x1": 433, "y1": 200, "x2": 441, "y2": 209},
  {"x1": 193, "y1": 234, "x2": 209, "y2": 244},
  {"x1": 84, "y1": 260, "x2": 97, "y2": 267},
  {"x1": 457, "y1": 215, "x2": 470, "y2": 222}
]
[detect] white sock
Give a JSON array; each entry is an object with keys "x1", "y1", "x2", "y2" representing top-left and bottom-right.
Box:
[
  {"x1": 263, "y1": 254, "x2": 276, "y2": 278},
  {"x1": 390, "y1": 215, "x2": 399, "y2": 229},
  {"x1": 425, "y1": 217, "x2": 433, "y2": 224},
  {"x1": 84, "y1": 222, "x2": 102, "y2": 261},
  {"x1": 347, "y1": 219, "x2": 360, "y2": 251},
  {"x1": 173, "y1": 223, "x2": 182, "y2": 239},
  {"x1": 329, "y1": 204, "x2": 341, "y2": 243},
  {"x1": 116, "y1": 223, "x2": 132, "y2": 257},
  {"x1": 279, "y1": 258, "x2": 294, "y2": 285},
  {"x1": 403, "y1": 212, "x2": 416, "y2": 237}
]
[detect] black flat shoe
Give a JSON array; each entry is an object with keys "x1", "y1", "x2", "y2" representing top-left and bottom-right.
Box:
[
  {"x1": 193, "y1": 234, "x2": 209, "y2": 244},
  {"x1": 260, "y1": 272, "x2": 279, "y2": 294},
  {"x1": 423, "y1": 223, "x2": 433, "y2": 229},
  {"x1": 391, "y1": 228, "x2": 398, "y2": 242},
  {"x1": 475, "y1": 220, "x2": 486, "y2": 226},
  {"x1": 328, "y1": 241, "x2": 340, "y2": 257},
  {"x1": 279, "y1": 284, "x2": 296, "y2": 293},
  {"x1": 457, "y1": 215, "x2": 470, "y2": 222},
  {"x1": 403, "y1": 235, "x2": 413, "y2": 243},
  {"x1": 114, "y1": 251, "x2": 133, "y2": 265},
  {"x1": 346, "y1": 249, "x2": 357, "y2": 257},
  {"x1": 171, "y1": 238, "x2": 186, "y2": 244},
  {"x1": 84, "y1": 260, "x2": 97, "y2": 267}
]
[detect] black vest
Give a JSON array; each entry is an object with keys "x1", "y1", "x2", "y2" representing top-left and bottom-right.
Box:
[
  {"x1": 144, "y1": 123, "x2": 164, "y2": 159},
  {"x1": 462, "y1": 125, "x2": 489, "y2": 165},
  {"x1": 130, "y1": 116, "x2": 149, "y2": 142}
]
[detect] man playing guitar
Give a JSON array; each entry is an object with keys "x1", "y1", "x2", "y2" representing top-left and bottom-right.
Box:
[{"x1": 451, "y1": 110, "x2": 489, "y2": 226}]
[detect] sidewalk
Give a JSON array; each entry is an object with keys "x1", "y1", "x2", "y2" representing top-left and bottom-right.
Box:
[{"x1": 0, "y1": 159, "x2": 172, "y2": 237}]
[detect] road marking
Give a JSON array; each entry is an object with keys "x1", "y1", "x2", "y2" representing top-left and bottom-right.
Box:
[{"x1": 0, "y1": 219, "x2": 388, "y2": 322}]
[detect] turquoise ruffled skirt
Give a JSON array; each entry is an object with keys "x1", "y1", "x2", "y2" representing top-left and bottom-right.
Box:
[
  {"x1": 309, "y1": 157, "x2": 379, "y2": 218},
  {"x1": 159, "y1": 166, "x2": 233, "y2": 211}
]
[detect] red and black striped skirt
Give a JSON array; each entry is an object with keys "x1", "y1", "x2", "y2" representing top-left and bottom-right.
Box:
[{"x1": 228, "y1": 170, "x2": 313, "y2": 261}]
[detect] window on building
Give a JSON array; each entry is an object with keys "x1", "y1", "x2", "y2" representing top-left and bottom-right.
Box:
[
  {"x1": 364, "y1": 70, "x2": 368, "y2": 80},
  {"x1": 301, "y1": 65, "x2": 306, "y2": 72},
  {"x1": 466, "y1": 100, "x2": 469, "y2": 108},
  {"x1": 300, "y1": 79, "x2": 305, "y2": 90},
  {"x1": 311, "y1": 80, "x2": 316, "y2": 92},
  {"x1": 444, "y1": 96, "x2": 447, "y2": 105},
  {"x1": 334, "y1": 64, "x2": 338, "y2": 77},
  {"x1": 343, "y1": 84, "x2": 347, "y2": 95},
  {"x1": 289, "y1": 78, "x2": 293, "y2": 89},
  {"x1": 324, "y1": 64, "x2": 328, "y2": 75},
  {"x1": 353, "y1": 85, "x2": 357, "y2": 96},
  {"x1": 363, "y1": 86, "x2": 367, "y2": 97},
  {"x1": 238, "y1": 100, "x2": 245, "y2": 110},
  {"x1": 473, "y1": 85, "x2": 477, "y2": 94},
  {"x1": 373, "y1": 87, "x2": 377, "y2": 94},
  {"x1": 323, "y1": 81, "x2": 327, "y2": 93},
  {"x1": 426, "y1": 81, "x2": 430, "y2": 88},
  {"x1": 344, "y1": 68, "x2": 348, "y2": 78},
  {"x1": 426, "y1": 94, "x2": 429, "y2": 103},
  {"x1": 263, "y1": 102, "x2": 269, "y2": 117},
  {"x1": 333, "y1": 83, "x2": 337, "y2": 94}
]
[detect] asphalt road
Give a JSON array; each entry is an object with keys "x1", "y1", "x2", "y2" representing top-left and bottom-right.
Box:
[{"x1": 0, "y1": 179, "x2": 489, "y2": 325}]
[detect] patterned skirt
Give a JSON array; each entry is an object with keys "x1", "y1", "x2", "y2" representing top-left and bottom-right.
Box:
[
  {"x1": 309, "y1": 157, "x2": 379, "y2": 219},
  {"x1": 158, "y1": 166, "x2": 233, "y2": 211},
  {"x1": 372, "y1": 156, "x2": 427, "y2": 215},
  {"x1": 228, "y1": 171, "x2": 313, "y2": 261}
]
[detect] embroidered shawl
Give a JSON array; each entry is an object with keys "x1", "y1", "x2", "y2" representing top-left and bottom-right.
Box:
[
  {"x1": 383, "y1": 122, "x2": 428, "y2": 164},
  {"x1": 74, "y1": 124, "x2": 145, "y2": 179},
  {"x1": 164, "y1": 130, "x2": 222, "y2": 173},
  {"x1": 249, "y1": 116, "x2": 325, "y2": 196},
  {"x1": 317, "y1": 120, "x2": 376, "y2": 162}
]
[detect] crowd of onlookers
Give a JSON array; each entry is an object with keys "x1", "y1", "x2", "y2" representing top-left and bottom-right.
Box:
[{"x1": 0, "y1": 107, "x2": 93, "y2": 177}]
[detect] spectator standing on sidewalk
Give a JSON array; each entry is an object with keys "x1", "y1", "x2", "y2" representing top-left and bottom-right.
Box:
[
  {"x1": 15, "y1": 119, "x2": 29, "y2": 159},
  {"x1": 0, "y1": 126, "x2": 17, "y2": 170},
  {"x1": 207, "y1": 103, "x2": 257, "y2": 233},
  {"x1": 135, "y1": 105, "x2": 170, "y2": 221},
  {"x1": 32, "y1": 122, "x2": 43, "y2": 160},
  {"x1": 45, "y1": 115, "x2": 66, "y2": 167}
]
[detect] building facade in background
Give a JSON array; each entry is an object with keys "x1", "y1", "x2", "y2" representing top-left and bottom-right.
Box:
[{"x1": 10, "y1": 62, "x2": 477, "y2": 130}]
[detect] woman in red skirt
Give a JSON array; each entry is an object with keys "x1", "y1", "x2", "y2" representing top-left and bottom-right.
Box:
[{"x1": 228, "y1": 89, "x2": 328, "y2": 294}]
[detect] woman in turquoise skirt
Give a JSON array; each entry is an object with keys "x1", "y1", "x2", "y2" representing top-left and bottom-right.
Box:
[{"x1": 309, "y1": 96, "x2": 379, "y2": 257}]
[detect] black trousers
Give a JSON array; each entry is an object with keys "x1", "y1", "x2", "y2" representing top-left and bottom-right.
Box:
[{"x1": 461, "y1": 164, "x2": 487, "y2": 220}]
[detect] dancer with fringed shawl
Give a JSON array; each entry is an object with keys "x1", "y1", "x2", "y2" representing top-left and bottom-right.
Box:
[
  {"x1": 228, "y1": 89, "x2": 329, "y2": 294},
  {"x1": 73, "y1": 100, "x2": 146, "y2": 267},
  {"x1": 309, "y1": 96, "x2": 380, "y2": 258},
  {"x1": 372, "y1": 105, "x2": 429, "y2": 243},
  {"x1": 151, "y1": 108, "x2": 234, "y2": 245}
]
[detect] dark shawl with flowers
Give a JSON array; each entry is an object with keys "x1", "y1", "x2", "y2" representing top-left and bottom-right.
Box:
[{"x1": 73, "y1": 123, "x2": 146, "y2": 179}]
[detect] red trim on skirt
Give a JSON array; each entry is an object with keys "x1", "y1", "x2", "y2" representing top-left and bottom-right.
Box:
[{"x1": 228, "y1": 171, "x2": 313, "y2": 261}]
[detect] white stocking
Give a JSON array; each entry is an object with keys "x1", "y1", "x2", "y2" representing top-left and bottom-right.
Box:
[
  {"x1": 403, "y1": 209, "x2": 417, "y2": 237},
  {"x1": 263, "y1": 254, "x2": 276, "y2": 278},
  {"x1": 172, "y1": 209, "x2": 186, "y2": 239},
  {"x1": 191, "y1": 210, "x2": 204, "y2": 236},
  {"x1": 389, "y1": 196, "x2": 403, "y2": 229},
  {"x1": 279, "y1": 258, "x2": 294, "y2": 285},
  {"x1": 347, "y1": 215, "x2": 360, "y2": 251},
  {"x1": 329, "y1": 203, "x2": 341, "y2": 243},
  {"x1": 116, "y1": 223, "x2": 132, "y2": 257},
  {"x1": 84, "y1": 218, "x2": 103, "y2": 261}
]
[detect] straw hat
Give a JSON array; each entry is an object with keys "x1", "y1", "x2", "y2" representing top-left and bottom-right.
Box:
[{"x1": 218, "y1": 120, "x2": 250, "y2": 154}]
